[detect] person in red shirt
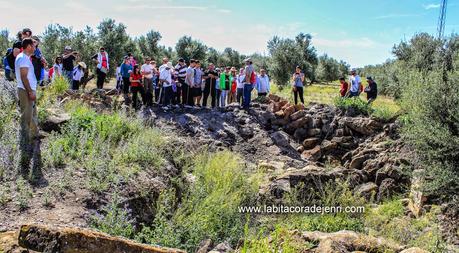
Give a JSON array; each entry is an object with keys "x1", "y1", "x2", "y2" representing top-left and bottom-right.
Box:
[
  {"x1": 129, "y1": 65, "x2": 145, "y2": 110},
  {"x1": 339, "y1": 77, "x2": 349, "y2": 97}
]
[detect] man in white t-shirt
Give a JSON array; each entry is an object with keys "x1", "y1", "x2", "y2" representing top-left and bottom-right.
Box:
[
  {"x1": 184, "y1": 59, "x2": 196, "y2": 107},
  {"x1": 348, "y1": 68, "x2": 362, "y2": 98},
  {"x1": 141, "y1": 57, "x2": 154, "y2": 107},
  {"x1": 15, "y1": 38, "x2": 39, "y2": 176}
]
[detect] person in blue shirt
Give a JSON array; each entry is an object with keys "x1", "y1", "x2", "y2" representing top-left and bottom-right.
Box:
[
  {"x1": 3, "y1": 48, "x2": 13, "y2": 81},
  {"x1": 120, "y1": 56, "x2": 133, "y2": 95}
]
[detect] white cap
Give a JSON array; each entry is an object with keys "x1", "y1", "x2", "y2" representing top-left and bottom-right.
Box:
[{"x1": 64, "y1": 46, "x2": 72, "y2": 50}]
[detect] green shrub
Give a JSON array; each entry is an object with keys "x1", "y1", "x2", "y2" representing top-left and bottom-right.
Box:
[
  {"x1": 136, "y1": 151, "x2": 259, "y2": 252},
  {"x1": 240, "y1": 226, "x2": 314, "y2": 253},
  {"x1": 334, "y1": 97, "x2": 372, "y2": 116},
  {"x1": 365, "y1": 200, "x2": 447, "y2": 252},
  {"x1": 91, "y1": 193, "x2": 135, "y2": 239},
  {"x1": 401, "y1": 70, "x2": 459, "y2": 198}
]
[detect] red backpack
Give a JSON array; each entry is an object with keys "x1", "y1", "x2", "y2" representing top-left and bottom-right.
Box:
[
  {"x1": 48, "y1": 67, "x2": 54, "y2": 79},
  {"x1": 250, "y1": 71, "x2": 256, "y2": 84}
]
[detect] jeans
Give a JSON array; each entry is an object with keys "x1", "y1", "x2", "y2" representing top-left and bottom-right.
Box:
[
  {"x1": 236, "y1": 88, "x2": 244, "y2": 105},
  {"x1": 63, "y1": 70, "x2": 73, "y2": 87},
  {"x1": 349, "y1": 91, "x2": 359, "y2": 98},
  {"x1": 174, "y1": 84, "x2": 182, "y2": 104},
  {"x1": 293, "y1": 86, "x2": 304, "y2": 104},
  {"x1": 96, "y1": 68, "x2": 107, "y2": 89},
  {"x1": 220, "y1": 90, "x2": 228, "y2": 107},
  {"x1": 243, "y1": 84, "x2": 253, "y2": 109}
]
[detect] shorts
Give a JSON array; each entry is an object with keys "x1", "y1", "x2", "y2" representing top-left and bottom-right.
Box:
[{"x1": 192, "y1": 87, "x2": 202, "y2": 97}]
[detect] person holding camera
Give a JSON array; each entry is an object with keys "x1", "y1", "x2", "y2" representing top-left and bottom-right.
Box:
[
  {"x1": 62, "y1": 46, "x2": 79, "y2": 84},
  {"x1": 292, "y1": 66, "x2": 305, "y2": 105},
  {"x1": 92, "y1": 47, "x2": 109, "y2": 89}
]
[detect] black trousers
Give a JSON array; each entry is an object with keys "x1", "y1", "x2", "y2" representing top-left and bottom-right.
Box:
[
  {"x1": 293, "y1": 86, "x2": 304, "y2": 105},
  {"x1": 182, "y1": 83, "x2": 194, "y2": 106},
  {"x1": 122, "y1": 77, "x2": 130, "y2": 94},
  {"x1": 210, "y1": 85, "x2": 219, "y2": 108},
  {"x1": 154, "y1": 88, "x2": 161, "y2": 103},
  {"x1": 72, "y1": 80, "x2": 80, "y2": 90},
  {"x1": 163, "y1": 86, "x2": 173, "y2": 106},
  {"x1": 131, "y1": 86, "x2": 145, "y2": 110},
  {"x1": 96, "y1": 68, "x2": 106, "y2": 89},
  {"x1": 237, "y1": 87, "x2": 244, "y2": 105}
]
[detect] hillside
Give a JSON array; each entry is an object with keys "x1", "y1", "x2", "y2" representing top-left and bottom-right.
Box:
[{"x1": 1, "y1": 76, "x2": 457, "y2": 253}]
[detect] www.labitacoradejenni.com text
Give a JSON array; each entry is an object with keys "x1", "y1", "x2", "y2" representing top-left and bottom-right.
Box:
[{"x1": 238, "y1": 204, "x2": 365, "y2": 214}]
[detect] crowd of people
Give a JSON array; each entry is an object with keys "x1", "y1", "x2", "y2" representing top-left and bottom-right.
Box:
[
  {"x1": 2, "y1": 27, "x2": 378, "y2": 179},
  {"x1": 113, "y1": 56, "x2": 271, "y2": 111}
]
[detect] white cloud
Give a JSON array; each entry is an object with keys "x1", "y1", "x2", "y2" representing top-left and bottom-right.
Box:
[
  {"x1": 423, "y1": 3, "x2": 441, "y2": 10},
  {"x1": 372, "y1": 14, "x2": 420, "y2": 20}
]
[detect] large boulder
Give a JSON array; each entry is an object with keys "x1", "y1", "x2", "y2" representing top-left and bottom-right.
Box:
[
  {"x1": 301, "y1": 230, "x2": 404, "y2": 252},
  {"x1": 301, "y1": 145, "x2": 322, "y2": 161},
  {"x1": 302, "y1": 138, "x2": 320, "y2": 149},
  {"x1": 340, "y1": 117, "x2": 383, "y2": 136},
  {"x1": 290, "y1": 110, "x2": 307, "y2": 121},
  {"x1": 355, "y1": 182, "x2": 378, "y2": 201},
  {"x1": 40, "y1": 108, "x2": 71, "y2": 132},
  {"x1": 18, "y1": 225, "x2": 185, "y2": 253}
]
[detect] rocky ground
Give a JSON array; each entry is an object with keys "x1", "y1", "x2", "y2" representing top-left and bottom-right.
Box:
[{"x1": 1, "y1": 84, "x2": 458, "y2": 252}]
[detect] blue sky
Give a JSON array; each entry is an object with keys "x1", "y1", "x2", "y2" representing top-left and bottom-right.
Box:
[{"x1": 1, "y1": 0, "x2": 458, "y2": 67}]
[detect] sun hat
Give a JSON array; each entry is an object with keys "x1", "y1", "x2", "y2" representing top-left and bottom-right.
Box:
[{"x1": 78, "y1": 62, "x2": 87, "y2": 69}]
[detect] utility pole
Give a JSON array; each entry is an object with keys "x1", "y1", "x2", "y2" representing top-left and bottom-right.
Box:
[{"x1": 437, "y1": 0, "x2": 447, "y2": 39}]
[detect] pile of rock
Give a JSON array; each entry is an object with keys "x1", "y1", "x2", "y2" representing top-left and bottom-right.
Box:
[{"x1": 257, "y1": 94, "x2": 411, "y2": 203}]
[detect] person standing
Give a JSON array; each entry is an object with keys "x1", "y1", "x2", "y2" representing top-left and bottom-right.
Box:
[
  {"x1": 202, "y1": 63, "x2": 218, "y2": 108},
  {"x1": 7, "y1": 28, "x2": 32, "y2": 76},
  {"x1": 120, "y1": 56, "x2": 132, "y2": 104},
  {"x1": 62, "y1": 46, "x2": 79, "y2": 84},
  {"x1": 72, "y1": 62, "x2": 86, "y2": 90},
  {"x1": 228, "y1": 67, "x2": 237, "y2": 104},
  {"x1": 243, "y1": 58, "x2": 255, "y2": 109},
  {"x1": 129, "y1": 65, "x2": 145, "y2": 110},
  {"x1": 364, "y1": 76, "x2": 378, "y2": 104},
  {"x1": 236, "y1": 68, "x2": 245, "y2": 105},
  {"x1": 15, "y1": 38, "x2": 38, "y2": 176},
  {"x1": 92, "y1": 47, "x2": 109, "y2": 89},
  {"x1": 220, "y1": 67, "x2": 231, "y2": 107},
  {"x1": 159, "y1": 62, "x2": 174, "y2": 108},
  {"x1": 348, "y1": 68, "x2": 361, "y2": 98},
  {"x1": 193, "y1": 60, "x2": 203, "y2": 107},
  {"x1": 52, "y1": 56, "x2": 63, "y2": 81},
  {"x1": 141, "y1": 57, "x2": 154, "y2": 107},
  {"x1": 31, "y1": 36, "x2": 47, "y2": 86},
  {"x1": 256, "y1": 69, "x2": 270, "y2": 98},
  {"x1": 3, "y1": 48, "x2": 13, "y2": 81},
  {"x1": 184, "y1": 59, "x2": 196, "y2": 107},
  {"x1": 292, "y1": 66, "x2": 305, "y2": 105},
  {"x1": 339, "y1": 77, "x2": 349, "y2": 97},
  {"x1": 174, "y1": 58, "x2": 187, "y2": 105}
]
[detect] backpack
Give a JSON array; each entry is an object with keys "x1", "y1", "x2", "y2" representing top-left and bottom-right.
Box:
[
  {"x1": 250, "y1": 71, "x2": 256, "y2": 85},
  {"x1": 48, "y1": 67, "x2": 54, "y2": 79}
]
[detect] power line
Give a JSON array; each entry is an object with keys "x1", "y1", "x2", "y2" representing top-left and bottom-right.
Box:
[{"x1": 437, "y1": 0, "x2": 447, "y2": 39}]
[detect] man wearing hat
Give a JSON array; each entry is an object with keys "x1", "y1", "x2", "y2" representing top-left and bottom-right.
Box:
[
  {"x1": 71, "y1": 62, "x2": 86, "y2": 90},
  {"x1": 174, "y1": 58, "x2": 187, "y2": 105},
  {"x1": 348, "y1": 68, "x2": 361, "y2": 98},
  {"x1": 62, "y1": 46, "x2": 79, "y2": 84},
  {"x1": 6, "y1": 28, "x2": 32, "y2": 75},
  {"x1": 364, "y1": 76, "x2": 378, "y2": 104}
]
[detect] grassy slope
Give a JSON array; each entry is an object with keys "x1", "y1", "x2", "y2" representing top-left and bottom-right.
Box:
[
  {"x1": 271, "y1": 81, "x2": 401, "y2": 119},
  {"x1": 0, "y1": 77, "x2": 447, "y2": 252}
]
